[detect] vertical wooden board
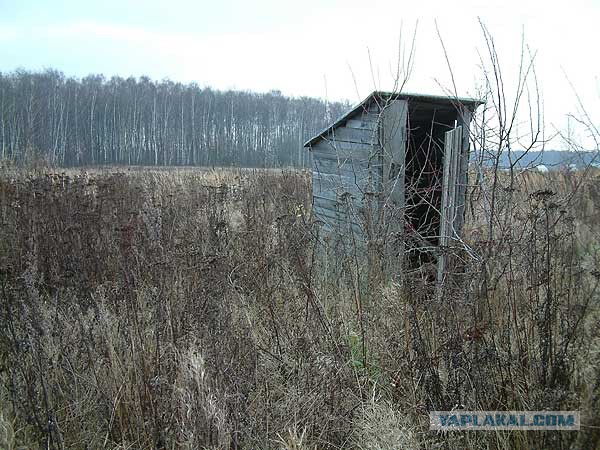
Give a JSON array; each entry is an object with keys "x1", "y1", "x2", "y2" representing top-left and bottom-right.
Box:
[
  {"x1": 455, "y1": 108, "x2": 472, "y2": 232},
  {"x1": 450, "y1": 127, "x2": 462, "y2": 229},
  {"x1": 381, "y1": 99, "x2": 408, "y2": 202},
  {"x1": 452, "y1": 134, "x2": 461, "y2": 226},
  {"x1": 438, "y1": 126, "x2": 463, "y2": 283},
  {"x1": 439, "y1": 132, "x2": 451, "y2": 247},
  {"x1": 380, "y1": 99, "x2": 408, "y2": 277}
]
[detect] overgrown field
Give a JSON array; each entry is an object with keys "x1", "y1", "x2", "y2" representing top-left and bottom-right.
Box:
[{"x1": 0, "y1": 166, "x2": 599, "y2": 449}]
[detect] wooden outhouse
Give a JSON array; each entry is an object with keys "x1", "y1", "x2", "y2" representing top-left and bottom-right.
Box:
[{"x1": 304, "y1": 91, "x2": 482, "y2": 276}]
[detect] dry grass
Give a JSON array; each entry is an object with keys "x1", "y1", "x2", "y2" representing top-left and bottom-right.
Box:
[{"x1": 0, "y1": 166, "x2": 598, "y2": 449}]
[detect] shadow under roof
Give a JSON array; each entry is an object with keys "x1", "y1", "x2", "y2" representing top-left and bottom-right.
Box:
[{"x1": 303, "y1": 91, "x2": 483, "y2": 148}]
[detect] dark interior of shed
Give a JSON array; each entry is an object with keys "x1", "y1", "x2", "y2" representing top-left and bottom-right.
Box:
[{"x1": 404, "y1": 100, "x2": 458, "y2": 268}]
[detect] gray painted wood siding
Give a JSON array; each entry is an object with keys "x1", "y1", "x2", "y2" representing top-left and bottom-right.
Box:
[
  {"x1": 310, "y1": 105, "x2": 384, "y2": 235},
  {"x1": 307, "y1": 93, "x2": 479, "y2": 280},
  {"x1": 380, "y1": 100, "x2": 407, "y2": 206},
  {"x1": 455, "y1": 107, "x2": 472, "y2": 233},
  {"x1": 380, "y1": 100, "x2": 408, "y2": 275},
  {"x1": 437, "y1": 126, "x2": 463, "y2": 282}
]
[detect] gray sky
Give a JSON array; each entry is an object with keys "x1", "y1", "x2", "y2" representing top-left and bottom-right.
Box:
[{"x1": 1, "y1": 0, "x2": 598, "y2": 148}]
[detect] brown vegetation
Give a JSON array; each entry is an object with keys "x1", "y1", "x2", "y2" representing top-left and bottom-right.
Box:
[{"x1": 0, "y1": 166, "x2": 599, "y2": 449}]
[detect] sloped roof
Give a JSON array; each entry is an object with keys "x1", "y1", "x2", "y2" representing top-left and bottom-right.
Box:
[{"x1": 303, "y1": 91, "x2": 483, "y2": 148}]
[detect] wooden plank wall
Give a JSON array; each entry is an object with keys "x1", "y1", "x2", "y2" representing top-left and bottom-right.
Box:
[
  {"x1": 310, "y1": 102, "x2": 383, "y2": 237},
  {"x1": 310, "y1": 96, "x2": 475, "y2": 284}
]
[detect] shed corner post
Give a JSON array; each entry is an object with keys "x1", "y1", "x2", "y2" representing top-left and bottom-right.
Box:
[{"x1": 380, "y1": 99, "x2": 408, "y2": 281}]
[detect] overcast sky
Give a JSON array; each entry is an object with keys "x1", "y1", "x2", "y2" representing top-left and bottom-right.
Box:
[{"x1": 1, "y1": 0, "x2": 598, "y2": 148}]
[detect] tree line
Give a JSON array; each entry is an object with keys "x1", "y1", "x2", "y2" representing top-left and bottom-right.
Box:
[{"x1": 0, "y1": 70, "x2": 349, "y2": 167}]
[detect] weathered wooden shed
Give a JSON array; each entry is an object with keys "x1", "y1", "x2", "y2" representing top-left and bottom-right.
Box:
[{"x1": 304, "y1": 91, "x2": 482, "y2": 277}]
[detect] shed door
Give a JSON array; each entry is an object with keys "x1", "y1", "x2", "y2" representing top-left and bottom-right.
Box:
[{"x1": 438, "y1": 126, "x2": 464, "y2": 281}]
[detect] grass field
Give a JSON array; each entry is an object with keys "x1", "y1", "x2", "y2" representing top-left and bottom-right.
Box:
[{"x1": 0, "y1": 166, "x2": 599, "y2": 449}]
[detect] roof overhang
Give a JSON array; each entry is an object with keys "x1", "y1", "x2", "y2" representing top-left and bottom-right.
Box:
[{"x1": 303, "y1": 91, "x2": 484, "y2": 148}]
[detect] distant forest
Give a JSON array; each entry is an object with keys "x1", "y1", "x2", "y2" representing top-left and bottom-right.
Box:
[{"x1": 0, "y1": 70, "x2": 350, "y2": 167}]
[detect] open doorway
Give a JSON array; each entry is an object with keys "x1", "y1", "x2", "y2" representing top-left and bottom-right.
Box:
[{"x1": 404, "y1": 102, "x2": 457, "y2": 268}]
